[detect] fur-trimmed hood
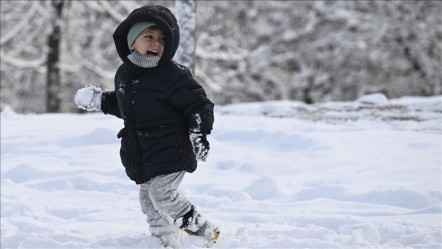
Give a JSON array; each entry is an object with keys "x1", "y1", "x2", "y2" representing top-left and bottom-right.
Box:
[{"x1": 113, "y1": 5, "x2": 180, "y2": 65}]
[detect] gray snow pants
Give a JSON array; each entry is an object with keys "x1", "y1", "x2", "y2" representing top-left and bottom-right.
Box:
[{"x1": 139, "y1": 171, "x2": 192, "y2": 238}]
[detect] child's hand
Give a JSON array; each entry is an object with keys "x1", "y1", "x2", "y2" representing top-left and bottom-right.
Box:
[
  {"x1": 74, "y1": 84, "x2": 103, "y2": 111},
  {"x1": 189, "y1": 133, "x2": 210, "y2": 161}
]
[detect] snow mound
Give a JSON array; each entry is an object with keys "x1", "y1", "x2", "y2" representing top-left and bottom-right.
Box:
[
  {"x1": 244, "y1": 176, "x2": 287, "y2": 200},
  {"x1": 216, "y1": 95, "x2": 442, "y2": 133},
  {"x1": 1, "y1": 105, "x2": 17, "y2": 118},
  {"x1": 58, "y1": 127, "x2": 118, "y2": 147}
]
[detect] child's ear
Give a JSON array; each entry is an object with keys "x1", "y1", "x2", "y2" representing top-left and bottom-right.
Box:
[{"x1": 130, "y1": 45, "x2": 135, "y2": 51}]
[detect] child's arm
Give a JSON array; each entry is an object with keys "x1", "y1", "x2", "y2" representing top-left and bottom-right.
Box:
[
  {"x1": 167, "y1": 75, "x2": 214, "y2": 161},
  {"x1": 101, "y1": 91, "x2": 122, "y2": 118}
]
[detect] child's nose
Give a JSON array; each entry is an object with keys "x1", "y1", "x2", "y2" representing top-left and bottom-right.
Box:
[
  {"x1": 152, "y1": 39, "x2": 160, "y2": 46},
  {"x1": 152, "y1": 37, "x2": 164, "y2": 46}
]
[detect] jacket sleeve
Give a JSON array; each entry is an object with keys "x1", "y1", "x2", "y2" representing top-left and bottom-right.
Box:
[
  {"x1": 167, "y1": 74, "x2": 214, "y2": 134},
  {"x1": 101, "y1": 91, "x2": 122, "y2": 119},
  {"x1": 101, "y1": 65, "x2": 125, "y2": 119}
]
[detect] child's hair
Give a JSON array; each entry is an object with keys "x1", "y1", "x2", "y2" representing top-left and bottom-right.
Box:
[{"x1": 146, "y1": 25, "x2": 161, "y2": 31}]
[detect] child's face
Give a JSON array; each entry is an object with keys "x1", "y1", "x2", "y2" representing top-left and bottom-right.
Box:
[{"x1": 130, "y1": 28, "x2": 165, "y2": 57}]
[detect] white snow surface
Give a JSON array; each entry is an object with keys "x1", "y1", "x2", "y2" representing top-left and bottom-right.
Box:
[{"x1": 1, "y1": 95, "x2": 441, "y2": 248}]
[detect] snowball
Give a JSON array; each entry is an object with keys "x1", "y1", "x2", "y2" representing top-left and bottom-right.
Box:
[{"x1": 356, "y1": 93, "x2": 389, "y2": 105}]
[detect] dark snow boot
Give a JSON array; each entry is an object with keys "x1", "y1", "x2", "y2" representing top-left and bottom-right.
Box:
[{"x1": 175, "y1": 206, "x2": 220, "y2": 247}]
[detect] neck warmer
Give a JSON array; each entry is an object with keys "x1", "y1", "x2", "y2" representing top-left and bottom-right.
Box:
[{"x1": 127, "y1": 51, "x2": 161, "y2": 68}]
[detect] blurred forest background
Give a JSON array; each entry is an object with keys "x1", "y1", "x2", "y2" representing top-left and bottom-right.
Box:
[{"x1": 1, "y1": 0, "x2": 441, "y2": 113}]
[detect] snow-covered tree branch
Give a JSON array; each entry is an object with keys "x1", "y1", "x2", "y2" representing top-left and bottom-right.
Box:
[{"x1": 1, "y1": 0, "x2": 441, "y2": 113}]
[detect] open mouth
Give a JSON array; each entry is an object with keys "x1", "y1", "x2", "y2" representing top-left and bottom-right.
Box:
[{"x1": 146, "y1": 50, "x2": 160, "y2": 56}]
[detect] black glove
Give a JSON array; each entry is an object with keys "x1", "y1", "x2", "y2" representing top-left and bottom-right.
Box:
[{"x1": 189, "y1": 133, "x2": 210, "y2": 161}]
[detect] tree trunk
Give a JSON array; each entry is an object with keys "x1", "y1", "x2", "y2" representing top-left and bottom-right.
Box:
[
  {"x1": 46, "y1": 0, "x2": 64, "y2": 113},
  {"x1": 175, "y1": 0, "x2": 197, "y2": 75}
]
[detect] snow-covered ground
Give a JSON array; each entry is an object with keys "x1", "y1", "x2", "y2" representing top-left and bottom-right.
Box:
[{"x1": 1, "y1": 94, "x2": 441, "y2": 248}]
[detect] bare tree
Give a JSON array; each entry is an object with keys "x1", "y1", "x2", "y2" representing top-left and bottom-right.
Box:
[
  {"x1": 1, "y1": 1, "x2": 49, "y2": 113},
  {"x1": 46, "y1": 0, "x2": 65, "y2": 112},
  {"x1": 175, "y1": 0, "x2": 197, "y2": 75},
  {"x1": 1, "y1": 0, "x2": 441, "y2": 113},
  {"x1": 195, "y1": 1, "x2": 442, "y2": 104}
]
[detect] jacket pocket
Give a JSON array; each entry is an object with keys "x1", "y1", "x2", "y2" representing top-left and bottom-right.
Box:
[
  {"x1": 117, "y1": 127, "x2": 126, "y2": 138},
  {"x1": 118, "y1": 128, "x2": 138, "y2": 181}
]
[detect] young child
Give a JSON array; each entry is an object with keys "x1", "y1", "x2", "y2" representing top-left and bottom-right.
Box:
[{"x1": 74, "y1": 4, "x2": 219, "y2": 248}]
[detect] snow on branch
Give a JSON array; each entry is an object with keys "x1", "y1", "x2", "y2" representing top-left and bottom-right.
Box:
[
  {"x1": 0, "y1": 2, "x2": 39, "y2": 45},
  {"x1": 1, "y1": 51, "x2": 46, "y2": 69},
  {"x1": 196, "y1": 49, "x2": 248, "y2": 62},
  {"x1": 195, "y1": 66, "x2": 222, "y2": 93},
  {"x1": 67, "y1": 50, "x2": 115, "y2": 80},
  {"x1": 98, "y1": 1, "x2": 126, "y2": 23}
]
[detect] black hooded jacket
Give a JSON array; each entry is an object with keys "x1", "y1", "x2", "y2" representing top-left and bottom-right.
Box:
[{"x1": 101, "y1": 5, "x2": 214, "y2": 184}]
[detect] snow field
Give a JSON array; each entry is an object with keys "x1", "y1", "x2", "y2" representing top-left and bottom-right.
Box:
[{"x1": 1, "y1": 96, "x2": 441, "y2": 248}]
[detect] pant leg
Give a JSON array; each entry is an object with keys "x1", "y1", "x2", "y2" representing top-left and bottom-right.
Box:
[
  {"x1": 139, "y1": 180, "x2": 180, "y2": 248},
  {"x1": 148, "y1": 171, "x2": 193, "y2": 220}
]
